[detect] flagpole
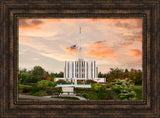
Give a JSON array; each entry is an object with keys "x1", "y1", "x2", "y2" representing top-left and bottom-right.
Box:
[
  {"x1": 79, "y1": 26, "x2": 81, "y2": 60},
  {"x1": 76, "y1": 37, "x2": 78, "y2": 61}
]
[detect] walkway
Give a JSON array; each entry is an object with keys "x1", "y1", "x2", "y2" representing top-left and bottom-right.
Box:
[
  {"x1": 73, "y1": 96, "x2": 87, "y2": 100},
  {"x1": 19, "y1": 94, "x2": 87, "y2": 100},
  {"x1": 19, "y1": 94, "x2": 66, "y2": 100},
  {"x1": 108, "y1": 88, "x2": 118, "y2": 100}
]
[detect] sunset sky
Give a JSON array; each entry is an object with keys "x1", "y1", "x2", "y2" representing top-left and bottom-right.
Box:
[{"x1": 19, "y1": 18, "x2": 142, "y2": 73}]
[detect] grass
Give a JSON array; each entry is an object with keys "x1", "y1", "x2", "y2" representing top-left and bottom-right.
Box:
[
  {"x1": 52, "y1": 96, "x2": 80, "y2": 100},
  {"x1": 18, "y1": 84, "x2": 32, "y2": 92},
  {"x1": 31, "y1": 90, "x2": 46, "y2": 96},
  {"x1": 75, "y1": 88, "x2": 113, "y2": 100},
  {"x1": 133, "y1": 85, "x2": 142, "y2": 100}
]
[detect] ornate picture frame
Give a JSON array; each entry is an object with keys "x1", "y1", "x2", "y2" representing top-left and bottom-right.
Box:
[{"x1": 0, "y1": 0, "x2": 159, "y2": 117}]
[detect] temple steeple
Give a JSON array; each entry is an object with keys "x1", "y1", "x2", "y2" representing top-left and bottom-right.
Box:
[{"x1": 78, "y1": 27, "x2": 82, "y2": 60}]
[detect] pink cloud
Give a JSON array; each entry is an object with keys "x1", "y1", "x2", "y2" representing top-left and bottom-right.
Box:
[
  {"x1": 19, "y1": 19, "x2": 44, "y2": 29},
  {"x1": 106, "y1": 19, "x2": 142, "y2": 30}
]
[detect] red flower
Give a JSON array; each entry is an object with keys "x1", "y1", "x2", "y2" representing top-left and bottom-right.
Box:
[{"x1": 104, "y1": 97, "x2": 110, "y2": 100}]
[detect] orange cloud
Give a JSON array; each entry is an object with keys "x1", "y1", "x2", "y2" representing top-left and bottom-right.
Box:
[
  {"x1": 90, "y1": 40, "x2": 106, "y2": 48},
  {"x1": 85, "y1": 49, "x2": 114, "y2": 58},
  {"x1": 19, "y1": 19, "x2": 44, "y2": 29},
  {"x1": 85, "y1": 41, "x2": 115, "y2": 59},
  {"x1": 138, "y1": 38, "x2": 142, "y2": 42},
  {"x1": 129, "y1": 49, "x2": 142, "y2": 59}
]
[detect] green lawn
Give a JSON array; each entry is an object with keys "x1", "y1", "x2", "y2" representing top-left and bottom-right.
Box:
[
  {"x1": 18, "y1": 84, "x2": 32, "y2": 92},
  {"x1": 32, "y1": 90, "x2": 46, "y2": 96},
  {"x1": 133, "y1": 85, "x2": 142, "y2": 100},
  {"x1": 52, "y1": 96, "x2": 80, "y2": 100},
  {"x1": 75, "y1": 89, "x2": 113, "y2": 100}
]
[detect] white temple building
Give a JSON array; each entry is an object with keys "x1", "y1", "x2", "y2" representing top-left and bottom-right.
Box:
[{"x1": 54, "y1": 27, "x2": 105, "y2": 83}]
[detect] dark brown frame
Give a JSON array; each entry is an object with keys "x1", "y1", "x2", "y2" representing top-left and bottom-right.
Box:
[{"x1": 0, "y1": 0, "x2": 159, "y2": 117}]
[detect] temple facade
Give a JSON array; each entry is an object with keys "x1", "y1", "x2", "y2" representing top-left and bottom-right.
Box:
[
  {"x1": 54, "y1": 59, "x2": 105, "y2": 83},
  {"x1": 63, "y1": 59, "x2": 98, "y2": 82}
]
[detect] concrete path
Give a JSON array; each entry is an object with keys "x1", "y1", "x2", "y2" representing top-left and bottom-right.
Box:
[
  {"x1": 19, "y1": 94, "x2": 66, "y2": 100},
  {"x1": 73, "y1": 96, "x2": 87, "y2": 100},
  {"x1": 19, "y1": 94, "x2": 87, "y2": 100},
  {"x1": 108, "y1": 88, "x2": 118, "y2": 100}
]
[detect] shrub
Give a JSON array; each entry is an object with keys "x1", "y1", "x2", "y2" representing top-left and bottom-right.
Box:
[
  {"x1": 85, "y1": 79, "x2": 97, "y2": 84},
  {"x1": 97, "y1": 86, "x2": 106, "y2": 99},
  {"x1": 104, "y1": 83, "x2": 112, "y2": 88},
  {"x1": 22, "y1": 88, "x2": 30, "y2": 93},
  {"x1": 52, "y1": 87, "x2": 62, "y2": 92},
  {"x1": 53, "y1": 92, "x2": 59, "y2": 95},
  {"x1": 81, "y1": 93, "x2": 89, "y2": 99},
  {"x1": 52, "y1": 82, "x2": 58, "y2": 87},
  {"x1": 24, "y1": 83, "x2": 37, "y2": 86},
  {"x1": 29, "y1": 86, "x2": 41, "y2": 93},
  {"x1": 77, "y1": 80, "x2": 83, "y2": 84},
  {"x1": 75, "y1": 88, "x2": 93, "y2": 91},
  {"x1": 37, "y1": 80, "x2": 53, "y2": 89},
  {"x1": 46, "y1": 89, "x2": 53, "y2": 95},
  {"x1": 76, "y1": 93, "x2": 81, "y2": 96},
  {"x1": 56, "y1": 79, "x2": 67, "y2": 84},
  {"x1": 91, "y1": 83, "x2": 103, "y2": 91},
  {"x1": 112, "y1": 78, "x2": 136, "y2": 100}
]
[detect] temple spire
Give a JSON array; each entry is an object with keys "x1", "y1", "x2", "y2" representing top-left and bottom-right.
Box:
[{"x1": 78, "y1": 26, "x2": 82, "y2": 60}]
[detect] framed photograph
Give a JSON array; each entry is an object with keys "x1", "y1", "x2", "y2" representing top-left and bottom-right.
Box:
[
  {"x1": 18, "y1": 18, "x2": 143, "y2": 101},
  {"x1": 0, "y1": 0, "x2": 159, "y2": 117}
]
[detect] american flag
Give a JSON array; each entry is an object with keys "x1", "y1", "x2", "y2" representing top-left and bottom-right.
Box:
[{"x1": 70, "y1": 44, "x2": 77, "y2": 49}]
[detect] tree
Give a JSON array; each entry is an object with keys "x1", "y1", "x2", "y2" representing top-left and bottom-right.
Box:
[
  {"x1": 37, "y1": 80, "x2": 53, "y2": 89},
  {"x1": 50, "y1": 72, "x2": 64, "y2": 78},
  {"x1": 18, "y1": 69, "x2": 30, "y2": 84},
  {"x1": 31, "y1": 66, "x2": 47, "y2": 76},
  {"x1": 128, "y1": 69, "x2": 142, "y2": 85},
  {"x1": 125, "y1": 69, "x2": 129, "y2": 74},
  {"x1": 108, "y1": 68, "x2": 124, "y2": 82},
  {"x1": 98, "y1": 72, "x2": 103, "y2": 78},
  {"x1": 58, "y1": 72, "x2": 64, "y2": 77}
]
